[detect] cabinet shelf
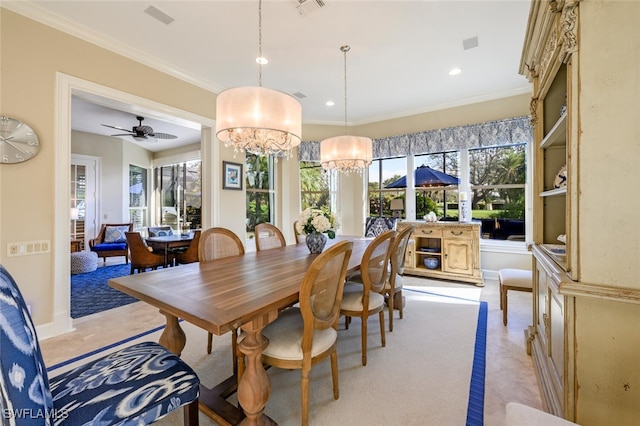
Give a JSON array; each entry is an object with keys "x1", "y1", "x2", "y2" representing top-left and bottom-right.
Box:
[{"x1": 540, "y1": 113, "x2": 567, "y2": 149}]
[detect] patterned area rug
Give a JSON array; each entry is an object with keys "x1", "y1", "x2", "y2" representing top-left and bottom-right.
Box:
[
  {"x1": 71, "y1": 264, "x2": 138, "y2": 318},
  {"x1": 54, "y1": 282, "x2": 487, "y2": 425}
]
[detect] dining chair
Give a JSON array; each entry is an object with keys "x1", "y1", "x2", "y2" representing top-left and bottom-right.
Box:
[
  {"x1": 174, "y1": 229, "x2": 201, "y2": 265},
  {"x1": 198, "y1": 227, "x2": 245, "y2": 264},
  {"x1": 148, "y1": 225, "x2": 174, "y2": 237},
  {"x1": 198, "y1": 227, "x2": 245, "y2": 371},
  {"x1": 255, "y1": 222, "x2": 286, "y2": 251},
  {"x1": 0, "y1": 264, "x2": 200, "y2": 426},
  {"x1": 341, "y1": 229, "x2": 396, "y2": 366},
  {"x1": 293, "y1": 220, "x2": 305, "y2": 244},
  {"x1": 125, "y1": 231, "x2": 167, "y2": 274},
  {"x1": 384, "y1": 224, "x2": 414, "y2": 331},
  {"x1": 247, "y1": 240, "x2": 353, "y2": 426}
]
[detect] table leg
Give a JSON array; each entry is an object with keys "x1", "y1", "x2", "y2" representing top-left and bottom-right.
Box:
[
  {"x1": 237, "y1": 311, "x2": 277, "y2": 426},
  {"x1": 159, "y1": 310, "x2": 186, "y2": 355}
]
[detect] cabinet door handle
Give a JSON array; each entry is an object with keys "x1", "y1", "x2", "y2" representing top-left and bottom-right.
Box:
[
  {"x1": 451, "y1": 231, "x2": 463, "y2": 236},
  {"x1": 420, "y1": 230, "x2": 433, "y2": 234}
]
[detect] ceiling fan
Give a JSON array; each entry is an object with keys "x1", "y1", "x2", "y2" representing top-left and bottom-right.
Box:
[{"x1": 101, "y1": 116, "x2": 177, "y2": 141}]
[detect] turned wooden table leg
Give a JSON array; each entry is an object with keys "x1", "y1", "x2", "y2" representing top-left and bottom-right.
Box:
[
  {"x1": 159, "y1": 310, "x2": 186, "y2": 355},
  {"x1": 238, "y1": 311, "x2": 277, "y2": 426}
]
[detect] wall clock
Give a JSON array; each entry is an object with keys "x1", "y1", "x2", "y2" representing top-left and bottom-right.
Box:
[{"x1": 0, "y1": 116, "x2": 40, "y2": 164}]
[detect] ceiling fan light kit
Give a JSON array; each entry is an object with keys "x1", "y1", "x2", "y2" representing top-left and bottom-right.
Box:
[
  {"x1": 320, "y1": 45, "x2": 372, "y2": 174},
  {"x1": 215, "y1": 0, "x2": 302, "y2": 159}
]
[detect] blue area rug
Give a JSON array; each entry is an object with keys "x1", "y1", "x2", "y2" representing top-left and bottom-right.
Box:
[{"x1": 71, "y1": 264, "x2": 138, "y2": 318}]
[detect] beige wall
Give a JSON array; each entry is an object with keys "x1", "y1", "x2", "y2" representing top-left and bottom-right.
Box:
[
  {"x1": 1, "y1": 8, "x2": 532, "y2": 335},
  {"x1": 0, "y1": 9, "x2": 216, "y2": 327}
]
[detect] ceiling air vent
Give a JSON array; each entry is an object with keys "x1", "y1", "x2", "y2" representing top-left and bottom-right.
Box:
[{"x1": 296, "y1": 0, "x2": 326, "y2": 16}]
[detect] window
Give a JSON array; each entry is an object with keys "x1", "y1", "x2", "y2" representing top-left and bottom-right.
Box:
[
  {"x1": 368, "y1": 157, "x2": 406, "y2": 217},
  {"x1": 470, "y1": 144, "x2": 526, "y2": 240},
  {"x1": 246, "y1": 154, "x2": 274, "y2": 239},
  {"x1": 413, "y1": 152, "x2": 459, "y2": 219},
  {"x1": 129, "y1": 165, "x2": 147, "y2": 231},
  {"x1": 299, "y1": 161, "x2": 332, "y2": 211},
  {"x1": 365, "y1": 144, "x2": 527, "y2": 241},
  {"x1": 70, "y1": 164, "x2": 86, "y2": 247},
  {"x1": 154, "y1": 161, "x2": 202, "y2": 231}
]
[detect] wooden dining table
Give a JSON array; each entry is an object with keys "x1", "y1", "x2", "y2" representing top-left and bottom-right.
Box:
[{"x1": 109, "y1": 235, "x2": 373, "y2": 425}]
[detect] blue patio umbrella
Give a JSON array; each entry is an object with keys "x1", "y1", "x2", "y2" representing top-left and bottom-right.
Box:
[
  {"x1": 385, "y1": 165, "x2": 459, "y2": 188},
  {"x1": 385, "y1": 165, "x2": 459, "y2": 217}
]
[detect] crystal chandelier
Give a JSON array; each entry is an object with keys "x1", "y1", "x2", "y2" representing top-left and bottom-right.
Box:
[
  {"x1": 320, "y1": 45, "x2": 372, "y2": 174},
  {"x1": 215, "y1": 0, "x2": 302, "y2": 158}
]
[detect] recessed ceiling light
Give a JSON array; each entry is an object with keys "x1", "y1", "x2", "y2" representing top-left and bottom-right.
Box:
[
  {"x1": 449, "y1": 68, "x2": 462, "y2": 76},
  {"x1": 256, "y1": 57, "x2": 268, "y2": 65},
  {"x1": 325, "y1": 101, "x2": 335, "y2": 107}
]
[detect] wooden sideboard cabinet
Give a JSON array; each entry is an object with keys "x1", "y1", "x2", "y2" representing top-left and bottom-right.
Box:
[{"x1": 397, "y1": 221, "x2": 483, "y2": 286}]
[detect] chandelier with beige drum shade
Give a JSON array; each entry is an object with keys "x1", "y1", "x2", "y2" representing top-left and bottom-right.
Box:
[
  {"x1": 215, "y1": 0, "x2": 302, "y2": 159},
  {"x1": 320, "y1": 45, "x2": 372, "y2": 174}
]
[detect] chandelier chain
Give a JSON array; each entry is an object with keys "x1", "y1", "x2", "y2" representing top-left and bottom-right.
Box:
[
  {"x1": 341, "y1": 45, "x2": 350, "y2": 135},
  {"x1": 258, "y1": 0, "x2": 263, "y2": 87}
]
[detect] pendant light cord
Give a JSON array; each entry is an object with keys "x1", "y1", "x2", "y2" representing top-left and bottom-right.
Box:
[{"x1": 341, "y1": 45, "x2": 350, "y2": 135}]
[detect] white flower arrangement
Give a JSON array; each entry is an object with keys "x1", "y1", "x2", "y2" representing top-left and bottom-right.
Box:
[{"x1": 296, "y1": 208, "x2": 339, "y2": 239}]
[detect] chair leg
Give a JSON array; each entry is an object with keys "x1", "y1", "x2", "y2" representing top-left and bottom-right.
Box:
[
  {"x1": 502, "y1": 287, "x2": 508, "y2": 326},
  {"x1": 361, "y1": 315, "x2": 368, "y2": 366},
  {"x1": 379, "y1": 310, "x2": 386, "y2": 347},
  {"x1": 183, "y1": 399, "x2": 199, "y2": 426},
  {"x1": 388, "y1": 292, "x2": 394, "y2": 332},
  {"x1": 330, "y1": 350, "x2": 339, "y2": 400},
  {"x1": 397, "y1": 290, "x2": 404, "y2": 320},
  {"x1": 301, "y1": 365, "x2": 311, "y2": 426},
  {"x1": 207, "y1": 332, "x2": 213, "y2": 354}
]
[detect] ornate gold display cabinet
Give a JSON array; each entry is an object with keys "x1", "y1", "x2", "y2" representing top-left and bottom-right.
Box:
[
  {"x1": 397, "y1": 221, "x2": 482, "y2": 286},
  {"x1": 521, "y1": 1, "x2": 640, "y2": 424}
]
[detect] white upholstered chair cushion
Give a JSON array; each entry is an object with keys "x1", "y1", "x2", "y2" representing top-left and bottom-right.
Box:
[
  {"x1": 262, "y1": 308, "x2": 338, "y2": 361},
  {"x1": 341, "y1": 282, "x2": 386, "y2": 311}
]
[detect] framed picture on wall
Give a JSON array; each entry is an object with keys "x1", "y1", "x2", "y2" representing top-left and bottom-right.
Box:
[{"x1": 222, "y1": 161, "x2": 243, "y2": 190}]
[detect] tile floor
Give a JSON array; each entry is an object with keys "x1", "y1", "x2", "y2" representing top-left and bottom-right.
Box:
[{"x1": 40, "y1": 265, "x2": 542, "y2": 425}]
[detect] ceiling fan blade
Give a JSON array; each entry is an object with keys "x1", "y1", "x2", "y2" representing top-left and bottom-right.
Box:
[
  {"x1": 101, "y1": 124, "x2": 134, "y2": 133},
  {"x1": 150, "y1": 132, "x2": 178, "y2": 140},
  {"x1": 110, "y1": 133, "x2": 137, "y2": 137}
]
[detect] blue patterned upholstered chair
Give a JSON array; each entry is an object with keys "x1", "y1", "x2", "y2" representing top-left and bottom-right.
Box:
[
  {"x1": 364, "y1": 217, "x2": 398, "y2": 238},
  {"x1": 0, "y1": 265, "x2": 200, "y2": 425},
  {"x1": 148, "y1": 226, "x2": 174, "y2": 237},
  {"x1": 89, "y1": 223, "x2": 133, "y2": 264}
]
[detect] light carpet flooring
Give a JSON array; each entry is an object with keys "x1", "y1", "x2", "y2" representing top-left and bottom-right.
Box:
[{"x1": 40, "y1": 273, "x2": 542, "y2": 425}]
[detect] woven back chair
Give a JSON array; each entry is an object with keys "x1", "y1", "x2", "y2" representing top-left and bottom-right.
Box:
[
  {"x1": 341, "y1": 229, "x2": 396, "y2": 366},
  {"x1": 198, "y1": 227, "x2": 245, "y2": 263},
  {"x1": 174, "y1": 230, "x2": 202, "y2": 265},
  {"x1": 198, "y1": 227, "x2": 245, "y2": 371},
  {"x1": 385, "y1": 224, "x2": 414, "y2": 331},
  {"x1": 250, "y1": 240, "x2": 353, "y2": 426},
  {"x1": 293, "y1": 220, "x2": 305, "y2": 244},
  {"x1": 125, "y1": 232, "x2": 167, "y2": 274},
  {"x1": 255, "y1": 223, "x2": 286, "y2": 251}
]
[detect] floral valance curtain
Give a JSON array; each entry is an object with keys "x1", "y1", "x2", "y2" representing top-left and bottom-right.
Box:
[{"x1": 298, "y1": 115, "x2": 532, "y2": 162}]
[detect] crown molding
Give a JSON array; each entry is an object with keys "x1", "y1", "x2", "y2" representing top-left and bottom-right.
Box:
[{"x1": 1, "y1": 2, "x2": 223, "y2": 94}]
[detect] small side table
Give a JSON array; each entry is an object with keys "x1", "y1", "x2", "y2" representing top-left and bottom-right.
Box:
[{"x1": 70, "y1": 239, "x2": 83, "y2": 253}]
